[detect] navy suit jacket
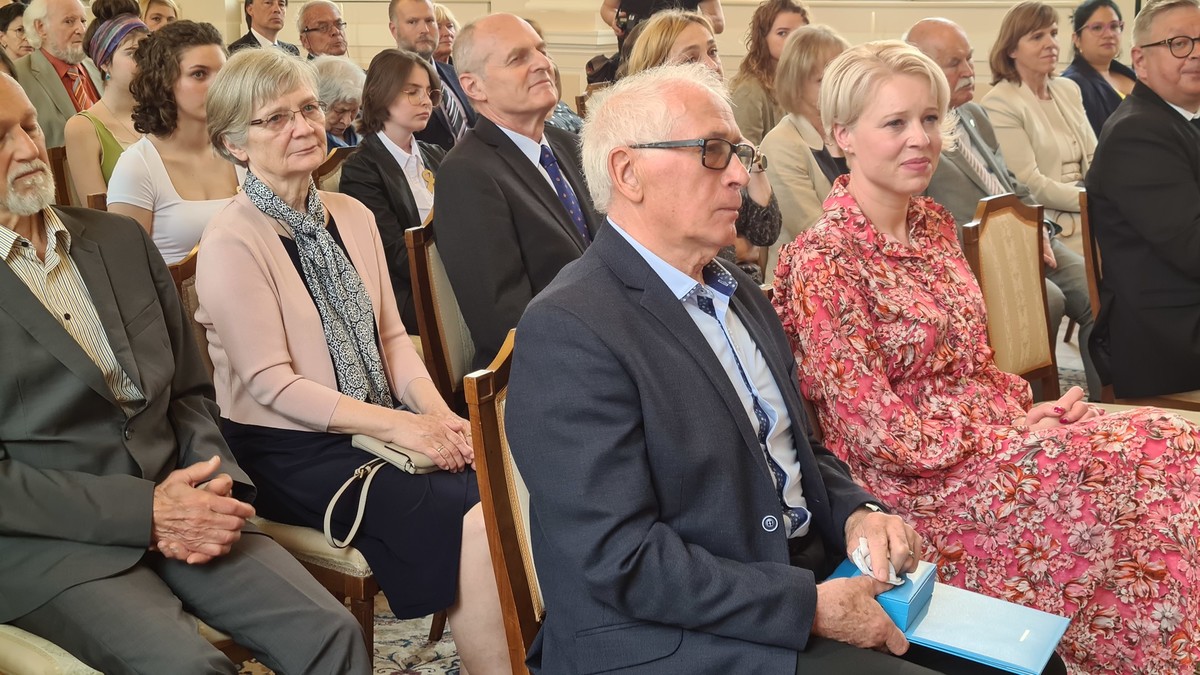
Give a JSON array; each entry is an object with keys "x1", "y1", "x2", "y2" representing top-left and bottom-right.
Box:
[
  {"x1": 434, "y1": 117, "x2": 600, "y2": 370},
  {"x1": 415, "y1": 60, "x2": 477, "y2": 150},
  {"x1": 1061, "y1": 56, "x2": 1138, "y2": 138},
  {"x1": 227, "y1": 30, "x2": 300, "y2": 56},
  {"x1": 1086, "y1": 82, "x2": 1200, "y2": 397},
  {"x1": 506, "y1": 226, "x2": 876, "y2": 674}
]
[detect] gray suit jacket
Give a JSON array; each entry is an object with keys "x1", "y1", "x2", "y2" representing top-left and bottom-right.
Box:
[
  {"x1": 926, "y1": 102, "x2": 1034, "y2": 233},
  {"x1": 0, "y1": 208, "x2": 252, "y2": 623},
  {"x1": 12, "y1": 50, "x2": 103, "y2": 149},
  {"x1": 506, "y1": 227, "x2": 875, "y2": 674}
]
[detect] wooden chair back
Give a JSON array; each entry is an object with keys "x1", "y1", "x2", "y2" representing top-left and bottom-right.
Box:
[
  {"x1": 1079, "y1": 191, "x2": 1102, "y2": 323},
  {"x1": 406, "y1": 213, "x2": 476, "y2": 406},
  {"x1": 46, "y1": 146, "x2": 72, "y2": 206},
  {"x1": 313, "y1": 146, "x2": 353, "y2": 191},
  {"x1": 87, "y1": 192, "x2": 107, "y2": 211},
  {"x1": 465, "y1": 330, "x2": 542, "y2": 674},
  {"x1": 962, "y1": 193, "x2": 1060, "y2": 400},
  {"x1": 166, "y1": 245, "x2": 213, "y2": 379}
]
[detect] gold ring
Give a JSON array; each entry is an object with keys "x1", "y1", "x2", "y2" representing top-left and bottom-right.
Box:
[{"x1": 435, "y1": 445, "x2": 447, "y2": 456}]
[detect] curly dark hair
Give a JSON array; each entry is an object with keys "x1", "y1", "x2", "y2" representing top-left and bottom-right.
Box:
[
  {"x1": 730, "y1": 0, "x2": 809, "y2": 98},
  {"x1": 131, "y1": 20, "x2": 225, "y2": 136}
]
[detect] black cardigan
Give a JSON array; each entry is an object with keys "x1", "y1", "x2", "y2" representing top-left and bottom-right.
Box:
[{"x1": 1061, "y1": 55, "x2": 1138, "y2": 137}]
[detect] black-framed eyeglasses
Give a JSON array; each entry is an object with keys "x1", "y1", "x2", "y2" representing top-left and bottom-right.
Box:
[
  {"x1": 628, "y1": 138, "x2": 759, "y2": 171},
  {"x1": 1078, "y1": 20, "x2": 1123, "y2": 35},
  {"x1": 249, "y1": 101, "x2": 328, "y2": 133},
  {"x1": 400, "y1": 86, "x2": 443, "y2": 106},
  {"x1": 301, "y1": 20, "x2": 347, "y2": 35},
  {"x1": 1138, "y1": 34, "x2": 1200, "y2": 58}
]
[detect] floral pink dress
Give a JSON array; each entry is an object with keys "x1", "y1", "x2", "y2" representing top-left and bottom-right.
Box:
[{"x1": 773, "y1": 176, "x2": 1200, "y2": 675}]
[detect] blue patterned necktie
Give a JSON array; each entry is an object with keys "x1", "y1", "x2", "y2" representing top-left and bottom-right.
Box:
[
  {"x1": 442, "y1": 88, "x2": 468, "y2": 141},
  {"x1": 692, "y1": 266, "x2": 809, "y2": 537},
  {"x1": 538, "y1": 145, "x2": 591, "y2": 246}
]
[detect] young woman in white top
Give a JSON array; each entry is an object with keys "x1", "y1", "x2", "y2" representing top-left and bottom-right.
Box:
[{"x1": 108, "y1": 20, "x2": 240, "y2": 264}]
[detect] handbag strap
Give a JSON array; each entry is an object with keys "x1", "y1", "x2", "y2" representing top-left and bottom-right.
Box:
[{"x1": 323, "y1": 458, "x2": 386, "y2": 548}]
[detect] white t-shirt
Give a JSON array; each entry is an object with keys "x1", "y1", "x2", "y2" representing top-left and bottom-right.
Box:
[{"x1": 107, "y1": 137, "x2": 243, "y2": 264}]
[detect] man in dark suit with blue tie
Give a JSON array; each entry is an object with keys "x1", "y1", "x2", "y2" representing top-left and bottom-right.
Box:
[
  {"x1": 505, "y1": 64, "x2": 1067, "y2": 675},
  {"x1": 434, "y1": 13, "x2": 601, "y2": 371},
  {"x1": 389, "y1": 0, "x2": 476, "y2": 150}
]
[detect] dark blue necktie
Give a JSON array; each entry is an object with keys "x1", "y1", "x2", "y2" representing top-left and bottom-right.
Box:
[
  {"x1": 539, "y1": 145, "x2": 591, "y2": 246},
  {"x1": 693, "y1": 272, "x2": 809, "y2": 537}
]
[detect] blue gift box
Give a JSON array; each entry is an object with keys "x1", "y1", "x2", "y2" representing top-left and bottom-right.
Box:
[{"x1": 827, "y1": 558, "x2": 937, "y2": 631}]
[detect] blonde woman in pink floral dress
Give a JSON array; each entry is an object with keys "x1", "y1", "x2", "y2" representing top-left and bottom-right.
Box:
[{"x1": 772, "y1": 40, "x2": 1200, "y2": 675}]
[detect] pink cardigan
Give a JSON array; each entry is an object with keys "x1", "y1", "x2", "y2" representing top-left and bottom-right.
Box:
[{"x1": 196, "y1": 190, "x2": 428, "y2": 432}]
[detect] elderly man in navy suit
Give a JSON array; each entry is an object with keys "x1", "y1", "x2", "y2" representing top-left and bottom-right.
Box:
[{"x1": 505, "y1": 64, "x2": 1067, "y2": 675}]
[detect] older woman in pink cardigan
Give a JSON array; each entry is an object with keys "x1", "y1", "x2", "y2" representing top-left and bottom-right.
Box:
[{"x1": 194, "y1": 49, "x2": 511, "y2": 674}]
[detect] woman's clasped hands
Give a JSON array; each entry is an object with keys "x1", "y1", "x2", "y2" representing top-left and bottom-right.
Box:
[
  {"x1": 392, "y1": 410, "x2": 475, "y2": 472},
  {"x1": 1016, "y1": 385, "x2": 1105, "y2": 430}
]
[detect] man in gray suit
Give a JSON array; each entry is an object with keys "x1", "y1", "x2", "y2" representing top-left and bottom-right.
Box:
[
  {"x1": 908, "y1": 18, "x2": 1099, "y2": 398},
  {"x1": 505, "y1": 64, "x2": 1059, "y2": 675},
  {"x1": 11, "y1": 0, "x2": 103, "y2": 150},
  {"x1": 0, "y1": 75, "x2": 368, "y2": 675}
]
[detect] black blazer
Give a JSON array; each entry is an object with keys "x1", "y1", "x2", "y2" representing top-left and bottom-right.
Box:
[
  {"x1": 415, "y1": 60, "x2": 478, "y2": 151},
  {"x1": 433, "y1": 117, "x2": 601, "y2": 370},
  {"x1": 339, "y1": 132, "x2": 446, "y2": 334},
  {"x1": 506, "y1": 227, "x2": 875, "y2": 674},
  {"x1": 0, "y1": 208, "x2": 253, "y2": 622},
  {"x1": 1061, "y1": 56, "x2": 1137, "y2": 138},
  {"x1": 227, "y1": 30, "x2": 300, "y2": 56},
  {"x1": 1086, "y1": 81, "x2": 1200, "y2": 397}
]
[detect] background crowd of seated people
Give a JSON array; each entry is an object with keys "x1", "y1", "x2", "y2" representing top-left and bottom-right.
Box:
[
  {"x1": 3, "y1": 0, "x2": 1199, "y2": 671},
  {"x1": 62, "y1": 0, "x2": 145, "y2": 205}
]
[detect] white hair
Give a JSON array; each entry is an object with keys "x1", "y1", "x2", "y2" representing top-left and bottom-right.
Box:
[
  {"x1": 311, "y1": 55, "x2": 365, "y2": 106},
  {"x1": 23, "y1": 0, "x2": 48, "y2": 50},
  {"x1": 580, "y1": 62, "x2": 729, "y2": 214},
  {"x1": 296, "y1": 0, "x2": 339, "y2": 32}
]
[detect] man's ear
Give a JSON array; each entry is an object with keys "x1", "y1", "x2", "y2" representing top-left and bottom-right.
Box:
[
  {"x1": 459, "y1": 71, "x2": 485, "y2": 103},
  {"x1": 1130, "y1": 46, "x2": 1147, "y2": 80},
  {"x1": 609, "y1": 147, "x2": 643, "y2": 204}
]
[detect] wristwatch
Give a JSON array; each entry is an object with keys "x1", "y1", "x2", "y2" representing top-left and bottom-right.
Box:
[
  {"x1": 862, "y1": 502, "x2": 886, "y2": 514},
  {"x1": 750, "y1": 151, "x2": 769, "y2": 174}
]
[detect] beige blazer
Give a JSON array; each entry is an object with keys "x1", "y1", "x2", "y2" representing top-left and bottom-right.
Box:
[
  {"x1": 12, "y1": 50, "x2": 103, "y2": 149},
  {"x1": 761, "y1": 113, "x2": 833, "y2": 278},
  {"x1": 981, "y1": 78, "x2": 1096, "y2": 215},
  {"x1": 195, "y1": 191, "x2": 428, "y2": 432}
]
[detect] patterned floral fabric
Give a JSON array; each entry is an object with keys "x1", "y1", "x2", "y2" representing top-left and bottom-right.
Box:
[{"x1": 773, "y1": 175, "x2": 1200, "y2": 675}]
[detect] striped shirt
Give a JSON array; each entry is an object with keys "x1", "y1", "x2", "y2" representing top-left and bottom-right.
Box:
[{"x1": 0, "y1": 209, "x2": 144, "y2": 413}]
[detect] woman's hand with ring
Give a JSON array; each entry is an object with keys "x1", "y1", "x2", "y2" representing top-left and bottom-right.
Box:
[{"x1": 390, "y1": 411, "x2": 472, "y2": 472}]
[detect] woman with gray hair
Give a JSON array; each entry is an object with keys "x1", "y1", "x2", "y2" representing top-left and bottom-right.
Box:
[
  {"x1": 311, "y1": 54, "x2": 364, "y2": 148},
  {"x1": 197, "y1": 48, "x2": 512, "y2": 674},
  {"x1": 773, "y1": 39, "x2": 1200, "y2": 674}
]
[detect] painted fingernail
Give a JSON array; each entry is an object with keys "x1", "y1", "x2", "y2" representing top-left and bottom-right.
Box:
[
  {"x1": 1060, "y1": 417, "x2": 1069, "y2": 424},
  {"x1": 1052, "y1": 406, "x2": 1065, "y2": 415}
]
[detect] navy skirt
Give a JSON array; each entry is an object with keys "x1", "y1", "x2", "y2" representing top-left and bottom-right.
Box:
[{"x1": 222, "y1": 419, "x2": 480, "y2": 619}]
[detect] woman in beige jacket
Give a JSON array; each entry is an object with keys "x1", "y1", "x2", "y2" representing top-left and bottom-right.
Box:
[{"x1": 981, "y1": 1, "x2": 1097, "y2": 238}]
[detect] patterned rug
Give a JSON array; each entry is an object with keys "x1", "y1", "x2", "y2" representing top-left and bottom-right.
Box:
[
  {"x1": 1059, "y1": 367, "x2": 1088, "y2": 400},
  {"x1": 239, "y1": 595, "x2": 461, "y2": 674}
]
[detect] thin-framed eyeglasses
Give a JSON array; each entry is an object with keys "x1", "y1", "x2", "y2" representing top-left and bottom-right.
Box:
[
  {"x1": 1138, "y1": 34, "x2": 1200, "y2": 58},
  {"x1": 6, "y1": 26, "x2": 25, "y2": 37},
  {"x1": 300, "y1": 20, "x2": 347, "y2": 35},
  {"x1": 1079, "y1": 20, "x2": 1123, "y2": 35},
  {"x1": 249, "y1": 101, "x2": 327, "y2": 133},
  {"x1": 628, "y1": 138, "x2": 759, "y2": 171},
  {"x1": 400, "y1": 86, "x2": 443, "y2": 107}
]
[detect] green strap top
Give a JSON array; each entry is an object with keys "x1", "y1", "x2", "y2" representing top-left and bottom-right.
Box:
[{"x1": 77, "y1": 109, "x2": 126, "y2": 183}]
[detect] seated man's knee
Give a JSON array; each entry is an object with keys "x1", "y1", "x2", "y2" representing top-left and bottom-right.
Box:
[{"x1": 1044, "y1": 280, "x2": 1066, "y2": 327}]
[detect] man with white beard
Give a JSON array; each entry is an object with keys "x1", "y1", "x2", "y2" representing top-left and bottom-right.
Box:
[
  {"x1": 12, "y1": 0, "x2": 103, "y2": 151},
  {"x1": 907, "y1": 17, "x2": 1099, "y2": 399}
]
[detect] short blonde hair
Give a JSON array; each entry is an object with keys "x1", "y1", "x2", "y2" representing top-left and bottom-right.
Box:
[
  {"x1": 140, "y1": 0, "x2": 179, "y2": 20},
  {"x1": 433, "y1": 3, "x2": 458, "y2": 30},
  {"x1": 582, "y1": 63, "x2": 728, "y2": 213},
  {"x1": 1133, "y1": 0, "x2": 1200, "y2": 45},
  {"x1": 774, "y1": 25, "x2": 848, "y2": 114},
  {"x1": 207, "y1": 48, "x2": 319, "y2": 166},
  {"x1": 989, "y1": 1, "x2": 1059, "y2": 84},
  {"x1": 820, "y1": 40, "x2": 954, "y2": 146},
  {"x1": 624, "y1": 10, "x2": 715, "y2": 76}
]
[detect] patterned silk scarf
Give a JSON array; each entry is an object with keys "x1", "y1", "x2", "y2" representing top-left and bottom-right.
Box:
[{"x1": 242, "y1": 171, "x2": 394, "y2": 407}]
